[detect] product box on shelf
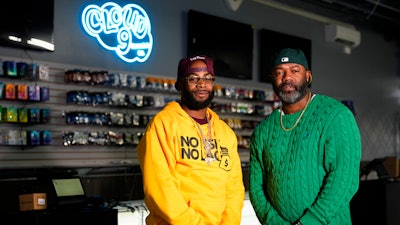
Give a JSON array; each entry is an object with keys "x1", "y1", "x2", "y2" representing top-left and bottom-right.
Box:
[
  {"x1": 5, "y1": 83, "x2": 16, "y2": 99},
  {"x1": 17, "y1": 62, "x2": 27, "y2": 77},
  {"x1": 28, "y1": 85, "x2": 41, "y2": 101},
  {"x1": 3, "y1": 61, "x2": 17, "y2": 77},
  {"x1": 18, "y1": 108, "x2": 28, "y2": 123},
  {"x1": 3, "y1": 107, "x2": 18, "y2": 122},
  {"x1": 17, "y1": 84, "x2": 28, "y2": 100}
]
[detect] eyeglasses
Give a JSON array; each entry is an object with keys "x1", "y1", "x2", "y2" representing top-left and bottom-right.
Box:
[{"x1": 186, "y1": 75, "x2": 215, "y2": 85}]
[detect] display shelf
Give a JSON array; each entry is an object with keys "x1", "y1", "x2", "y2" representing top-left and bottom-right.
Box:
[
  {"x1": 0, "y1": 68, "x2": 52, "y2": 147},
  {"x1": 0, "y1": 56, "x2": 275, "y2": 168}
]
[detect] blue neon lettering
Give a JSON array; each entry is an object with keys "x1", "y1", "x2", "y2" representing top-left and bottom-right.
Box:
[{"x1": 81, "y1": 2, "x2": 153, "y2": 63}]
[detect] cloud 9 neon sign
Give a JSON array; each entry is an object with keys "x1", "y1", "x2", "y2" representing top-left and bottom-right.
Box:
[{"x1": 81, "y1": 2, "x2": 153, "y2": 63}]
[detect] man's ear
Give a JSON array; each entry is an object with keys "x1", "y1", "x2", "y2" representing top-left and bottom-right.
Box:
[{"x1": 306, "y1": 71, "x2": 312, "y2": 84}]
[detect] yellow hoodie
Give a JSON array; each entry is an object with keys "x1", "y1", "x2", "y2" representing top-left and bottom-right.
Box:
[{"x1": 138, "y1": 101, "x2": 244, "y2": 225}]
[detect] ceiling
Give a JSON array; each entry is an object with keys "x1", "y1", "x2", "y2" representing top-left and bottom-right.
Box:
[{"x1": 265, "y1": 0, "x2": 400, "y2": 43}]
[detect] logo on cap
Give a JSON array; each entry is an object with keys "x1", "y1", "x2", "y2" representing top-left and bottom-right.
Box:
[
  {"x1": 281, "y1": 57, "x2": 289, "y2": 62},
  {"x1": 190, "y1": 56, "x2": 206, "y2": 61}
]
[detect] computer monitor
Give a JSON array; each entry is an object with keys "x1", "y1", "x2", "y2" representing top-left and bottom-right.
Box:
[{"x1": 52, "y1": 177, "x2": 87, "y2": 207}]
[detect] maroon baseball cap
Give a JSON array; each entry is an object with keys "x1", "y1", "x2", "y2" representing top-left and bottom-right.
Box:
[{"x1": 175, "y1": 55, "x2": 214, "y2": 91}]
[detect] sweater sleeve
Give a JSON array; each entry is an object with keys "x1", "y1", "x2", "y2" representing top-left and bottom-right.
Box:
[
  {"x1": 137, "y1": 116, "x2": 205, "y2": 225},
  {"x1": 249, "y1": 124, "x2": 291, "y2": 225},
  {"x1": 299, "y1": 109, "x2": 362, "y2": 224}
]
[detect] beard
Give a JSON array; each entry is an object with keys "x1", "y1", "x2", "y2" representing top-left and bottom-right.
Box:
[
  {"x1": 181, "y1": 86, "x2": 215, "y2": 110},
  {"x1": 274, "y1": 80, "x2": 308, "y2": 104}
]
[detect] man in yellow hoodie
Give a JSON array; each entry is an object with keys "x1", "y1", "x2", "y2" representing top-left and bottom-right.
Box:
[{"x1": 137, "y1": 55, "x2": 245, "y2": 225}]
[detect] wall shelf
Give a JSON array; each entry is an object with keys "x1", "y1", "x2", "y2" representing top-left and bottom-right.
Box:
[{"x1": 0, "y1": 56, "x2": 275, "y2": 168}]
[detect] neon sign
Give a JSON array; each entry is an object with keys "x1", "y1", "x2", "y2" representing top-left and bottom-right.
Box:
[{"x1": 81, "y1": 2, "x2": 153, "y2": 63}]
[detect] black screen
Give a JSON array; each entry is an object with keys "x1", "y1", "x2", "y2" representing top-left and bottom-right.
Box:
[
  {"x1": 0, "y1": 0, "x2": 55, "y2": 52},
  {"x1": 188, "y1": 10, "x2": 254, "y2": 80},
  {"x1": 259, "y1": 29, "x2": 311, "y2": 83}
]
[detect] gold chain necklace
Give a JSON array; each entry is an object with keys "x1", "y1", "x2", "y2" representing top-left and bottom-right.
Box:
[
  {"x1": 194, "y1": 115, "x2": 214, "y2": 165},
  {"x1": 280, "y1": 93, "x2": 312, "y2": 131}
]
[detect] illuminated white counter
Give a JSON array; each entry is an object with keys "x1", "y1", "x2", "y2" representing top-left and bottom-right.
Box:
[{"x1": 115, "y1": 193, "x2": 260, "y2": 225}]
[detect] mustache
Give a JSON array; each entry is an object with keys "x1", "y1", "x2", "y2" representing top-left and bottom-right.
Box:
[
  {"x1": 279, "y1": 81, "x2": 296, "y2": 90},
  {"x1": 279, "y1": 81, "x2": 295, "y2": 88}
]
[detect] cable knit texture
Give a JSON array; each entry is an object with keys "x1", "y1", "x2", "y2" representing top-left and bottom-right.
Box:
[{"x1": 249, "y1": 94, "x2": 362, "y2": 225}]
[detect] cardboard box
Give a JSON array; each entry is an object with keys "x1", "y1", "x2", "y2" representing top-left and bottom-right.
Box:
[{"x1": 19, "y1": 193, "x2": 47, "y2": 211}]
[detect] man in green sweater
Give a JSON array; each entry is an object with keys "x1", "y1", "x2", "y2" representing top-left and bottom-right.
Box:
[{"x1": 249, "y1": 48, "x2": 362, "y2": 225}]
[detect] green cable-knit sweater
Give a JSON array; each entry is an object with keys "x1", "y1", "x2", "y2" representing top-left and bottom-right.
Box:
[{"x1": 249, "y1": 94, "x2": 362, "y2": 225}]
